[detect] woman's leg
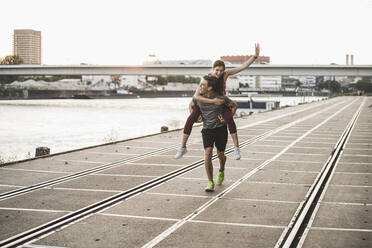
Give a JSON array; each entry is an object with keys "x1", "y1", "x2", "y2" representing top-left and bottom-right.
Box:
[
  {"x1": 222, "y1": 107, "x2": 239, "y2": 147},
  {"x1": 222, "y1": 106, "x2": 241, "y2": 160},
  {"x1": 175, "y1": 105, "x2": 201, "y2": 159},
  {"x1": 181, "y1": 105, "x2": 201, "y2": 147}
]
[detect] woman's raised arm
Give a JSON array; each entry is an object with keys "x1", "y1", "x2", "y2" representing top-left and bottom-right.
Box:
[{"x1": 224, "y1": 43, "x2": 260, "y2": 78}]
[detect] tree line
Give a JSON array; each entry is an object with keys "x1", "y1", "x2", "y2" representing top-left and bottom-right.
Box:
[
  {"x1": 146, "y1": 75, "x2": 201, "y2": 85},
  {"x1": 318, "y1": 79, "x2": 372, "y2": 93}
]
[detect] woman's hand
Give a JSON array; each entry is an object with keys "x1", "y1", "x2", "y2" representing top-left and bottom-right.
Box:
[
  {"x1": 213, "y1": 98, "x2": 225, "y2": 105},
  {"x1": 255, "y1": 43, "x2": 260, "y2": 57},
  {"x1": 218, "y1": 114, "x2": 225, "y2": 123},
  {"x1": 196, "y1": 115, "x2": 203, "y2": 123}
]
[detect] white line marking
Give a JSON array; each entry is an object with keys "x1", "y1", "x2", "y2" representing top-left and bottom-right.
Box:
[
  {"x1": 115, "y1": 146, "x2": 163, "y2": 149},
  {"x1": 222, "y1": 197, "x2": 301, "y2": 204},
  {"x1": 248, "y1": 145, "x2": 286, "y2": 148},
  {"x1": 0, "y1": 207, "x2": 71, "y2": 214},
  {"x1": 310, "y1": 226, "x2": 372, "y2": 232},
  {"x1": 123, "y1": 140, "x2": 175, "y2": 144},
  {"x1": 126, "y1": 162, "x2": 184, "y2": 167},
  {"x1": 274, "y1": 160, "x2": 323, "y2": 164},
  {"x1": 329, "y1": 184, "x2": 372, "y2": 188},
  {"x1": 0, "y1": 168, "x2": 69, "y2": 174},
  {"x1": 346, "y1": 142, "x2": 372, "y2": 145},
  {"x1": 177, "y1": 176, "x2": 235, "y2": 182},
  {"x1": 155, "y1": 154, "x2": 201, "y2": 158},
  {"x1": 291, "y1": 146, "x2": 333, "y2": 150},
  {"x1": 335, "y1": 172, "x2": 372, "y2": 175},
  {"x1": 189, "y1": 219, "x2": 286, "y2": 229},
  {"x1": 84, "y1": 151, "x2": 141, "y2": 156},
  {"x1": 92, "y1": 173, "x2": 157, "y2": 178},
  {"x1": 146, "y1": 192, "x2": 211, "y2": 199},
  {"x1": 283, "y1": 152, "x2": 330, "y2": 156},
  {"x1": 342, "y1": 154, "x2": 372, "y2": 157},
  {"x1": 344, "y1": 148, "x2": 372, "y2": 151},
  {"x1": 49, "y1": 187, "x2": 123, "y2": 193},
  {"x1": 22, "y1": 244, "x2": 69, "y2": 248},
  {"x1": 237, "y1": 151, "x2": 277, "y2": 154},
  {"x1": 337, "y1": 161, "x2": 372, "y2": 165},
  {"x1": 98, "y1": 213, "x2": 180, "y2": 222},
  {"x1": 244, "y1": 181, "x2": 312, "y2": 186},
  {"x1": 239, "y1": 158, "x2": 266, "y2": 161},
  {"x1": 277, "y1": 170, "x2": 320, "y2": 174},
  {"x1": 322, "y1": 202, "x2": 372, "y2": 206},
  {"x1": 0, "y1": 184, "x2": 24, "y2": 188},
  {"x1": 52, "y1": 159, "x2": 104, "y2": 164}
]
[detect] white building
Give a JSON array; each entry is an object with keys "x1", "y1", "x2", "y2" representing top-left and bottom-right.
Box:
[
  {"x1": 299, "y1": 76, "x2": 316, "y2": 88},
  {"x1": 256, "y1": 76, "x2": 282, "y2": 89},
  {"x1": 237, "y1": 76, "x2": 256, "y2": 88},
  {"x1": 237, "y1": 75, "x2": 282, "y2": 90},
  {"x1": 121, "y1": 75, "x2": 140, "y2": 87},
  {"x1": 226, "y1": 76, "x2": 240, "y2": 91},
  {"x1": 157, "y1": 82, "x2": 199, "y2": 91}
]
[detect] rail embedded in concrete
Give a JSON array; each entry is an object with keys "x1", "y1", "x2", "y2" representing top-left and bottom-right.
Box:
[{"x1": 0, "y1": 64, "x2": 372, "y2": 76}]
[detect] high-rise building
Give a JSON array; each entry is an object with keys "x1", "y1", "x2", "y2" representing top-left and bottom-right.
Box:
[{"x1": 13, "y1": 29, "x2": 42, "y2": 64}]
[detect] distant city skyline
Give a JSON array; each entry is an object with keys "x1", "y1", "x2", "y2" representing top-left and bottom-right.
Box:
[{"x1": 1, "y1": 0, "x2": 372, "y2": 65}]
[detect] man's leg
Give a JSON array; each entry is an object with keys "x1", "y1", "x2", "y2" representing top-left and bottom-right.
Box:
[
  {"x1": 217, "y1": 150, "x2": 226, "y2": 172},
  {"x1": 202, "y1": 129, "x2": 215, "y2": 192},
  {"x1": 216, "y1": 150, "x2": 226, "y2": 185},
  {"x1": 204, "y1": 147, "x2": 214, "y2": 182},
  {"x1": 215, "y1": 126, "x2": 228, "y2": 185}
]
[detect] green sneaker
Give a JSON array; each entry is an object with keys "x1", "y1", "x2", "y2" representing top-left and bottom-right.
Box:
[
  {"x1": 205, "y1": 181, "x2": 214, "y2": 192},
  {"x1": 217, "y1": 170, "x2": 224, "y2": 185}
]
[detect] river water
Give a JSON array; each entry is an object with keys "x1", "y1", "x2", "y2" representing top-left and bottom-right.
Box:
[{"x1": 0, "y1": 96, "x2": 326, "y2": 163}]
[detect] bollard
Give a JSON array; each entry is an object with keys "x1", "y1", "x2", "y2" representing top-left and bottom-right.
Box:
[
  {"x1": 35, "y1": 147, "x2": 50, "y2": 157},
  {"x1": 160, "y1": 126, "x2": 169, "y2": 132}
]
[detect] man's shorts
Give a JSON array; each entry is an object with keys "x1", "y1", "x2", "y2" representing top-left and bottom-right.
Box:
[{"x1": 201, "y1": 125, "x2": 228, "y2": 151}]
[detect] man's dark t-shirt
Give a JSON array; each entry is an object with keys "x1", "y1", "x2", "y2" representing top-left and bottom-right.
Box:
[{"x1": 192, "y1": 96, "x2": 232, "y2": 129}]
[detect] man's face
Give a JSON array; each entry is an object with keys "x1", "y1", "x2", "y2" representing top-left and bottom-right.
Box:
[{"x1": 199, "y1": 80, "x2": 210, "y2": 94}]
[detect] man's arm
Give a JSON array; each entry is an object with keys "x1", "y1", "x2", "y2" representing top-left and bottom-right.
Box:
[
  {"x1": 194, "y1": 79, "x2": 224, "y2": 105},
  {"x1": 224, "y1": 43, "x2": 260, "y2": 78}
]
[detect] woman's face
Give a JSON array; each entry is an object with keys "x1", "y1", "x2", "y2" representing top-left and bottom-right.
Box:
[{"x1": 212, "y1": 66, "x2": 225, "y2": 78}]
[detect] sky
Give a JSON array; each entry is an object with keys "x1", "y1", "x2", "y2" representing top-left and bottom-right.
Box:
[{"x1": 1, "y1": 0, "x2": 371, "y2": 65}]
